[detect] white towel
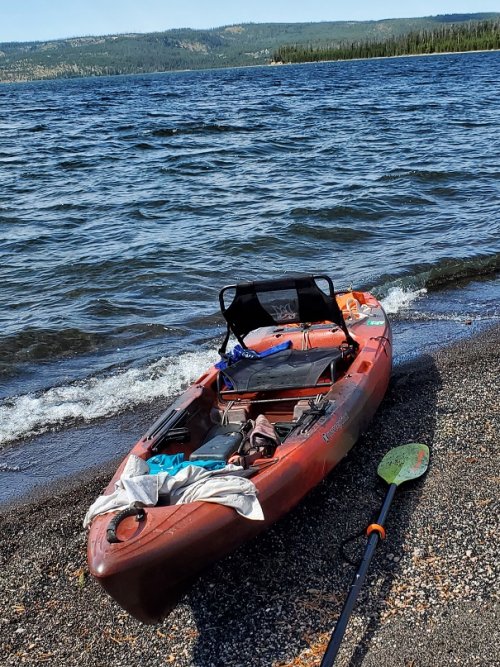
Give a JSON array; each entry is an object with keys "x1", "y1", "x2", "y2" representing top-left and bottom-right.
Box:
[{"x1": 83, "y1": 455, "x2": 264, "y2": 527}]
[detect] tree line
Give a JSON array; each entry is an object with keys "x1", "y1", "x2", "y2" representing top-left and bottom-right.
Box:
[{"x1": 273, "y1": 19, "x2": 500, "y2": 64}]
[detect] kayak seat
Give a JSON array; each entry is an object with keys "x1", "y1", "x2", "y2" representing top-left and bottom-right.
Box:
[
  {"x1": 219, "y1": 346, "x2": 343, "y2": 395},
  {"x1": 218, "y1": 275, "x2": 358, "y2": 355}
]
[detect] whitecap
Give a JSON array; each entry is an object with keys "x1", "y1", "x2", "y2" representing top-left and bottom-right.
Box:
[
  {"x1": 0, "y1": 348, "x2": 218, "y2": 446},
  {"x1": 380, "y1": 286, "x2": 427, "y2": 314}
]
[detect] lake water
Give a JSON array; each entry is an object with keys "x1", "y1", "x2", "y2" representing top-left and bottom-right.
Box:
[{"x1": 1, "y1": 52, "x2": 499, "y2": 501}]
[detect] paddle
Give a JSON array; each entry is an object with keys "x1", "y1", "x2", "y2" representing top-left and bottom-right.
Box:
[{"x1": 320, "y1": 443, "x2": 430, "y2": 666}]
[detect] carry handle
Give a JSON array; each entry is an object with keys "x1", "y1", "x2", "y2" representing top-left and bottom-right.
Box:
[{"x1": 106, "y1": 506, "x2": 145, "y2": 544}]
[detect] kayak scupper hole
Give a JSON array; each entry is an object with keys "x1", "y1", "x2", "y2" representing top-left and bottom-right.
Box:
[{"x1": 357, "y1": 361, "x2": 372, "y2": 373}]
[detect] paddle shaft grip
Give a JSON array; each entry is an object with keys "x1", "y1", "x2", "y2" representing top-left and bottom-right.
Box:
[{"x1": 320, "y1": 483, "x2": 397, "y2": 666}]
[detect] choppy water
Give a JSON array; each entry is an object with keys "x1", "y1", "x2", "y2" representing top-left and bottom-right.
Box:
[{"x1": 1, "y1": 52, "x2": 499, "y2": 499}]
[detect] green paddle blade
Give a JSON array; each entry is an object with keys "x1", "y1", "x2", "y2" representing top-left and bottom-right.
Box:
[{"x1": 377, "y1": 443, "x2": 429, "y2": 486}]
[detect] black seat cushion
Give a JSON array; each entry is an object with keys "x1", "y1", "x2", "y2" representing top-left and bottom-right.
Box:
[{"x1": 220, "y1": 347, "x2": 343, "y2": 393}]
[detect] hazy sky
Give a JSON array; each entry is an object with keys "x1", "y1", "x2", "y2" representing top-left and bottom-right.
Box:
[{"x1": 1, "y1": 1, "x2": 499, "y2": 42}]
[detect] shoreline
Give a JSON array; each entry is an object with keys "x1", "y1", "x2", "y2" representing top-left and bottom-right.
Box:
[
  {"x1": 1, "y1": 46, "x2": 499, "y2": 85},
  {"x1": 271, "y1": 46, "x2": 500, "y2": 68},
  {"x1": 1, "y1": 323, "x2": 498, "y2": 666},
  {"x1": 0, "y1": 311, "x2": 496, "y2": 508}
]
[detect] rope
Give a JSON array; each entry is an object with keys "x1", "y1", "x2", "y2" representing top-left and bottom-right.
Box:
[
  {"x1": 301, "y1": 327, "x2": 311, "y2": 350},
  {"x1": 339, "y1": 500, "x2": 387, "y2": 565},
  {"x1": 339, "y1": 528, "x2": 367, "y2": 566}
]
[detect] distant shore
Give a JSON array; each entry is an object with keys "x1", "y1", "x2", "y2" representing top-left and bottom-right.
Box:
[
  {"x1": 1, "y1": 324, "x2": 498, "y2": 666},
  {"x1": 271, "y1": 47, "x2": 500, "y2": 68},
  {"x1": 1, "y1": 46, "x2": 499, "y2": 85}
]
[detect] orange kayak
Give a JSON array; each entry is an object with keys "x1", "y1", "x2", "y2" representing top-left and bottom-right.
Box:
[{"x1": 87, "y1": 276, "x2": 391, "y2": 623}]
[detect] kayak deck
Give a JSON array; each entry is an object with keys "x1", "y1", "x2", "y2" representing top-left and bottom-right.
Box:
[{"x1": 87, "y1": 281, "x2": 392, "y2": 622}]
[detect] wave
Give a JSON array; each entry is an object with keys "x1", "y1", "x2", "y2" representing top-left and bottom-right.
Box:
[
  {"x1": 59, "y1": 159, "x2": 92, "y2": 170},
  {"x1": 380, "y1": 287, "x2": 427, "y2": 314},
  {"x1": 372, "y1": 253, "x2": 500, "y2": 297},
  {"x1": 424, "y1": 255, "x2": 500, "y2": 289},
  {"x1": 286, "y1": 221, "x2": 374, "y2": 242},
  {"x1": 26, "y1": 124, "x2": 48, "y2": 133},
  {"x1": 135, "y1": 142, "x2": 157, "y2": 150},
  {"x1": 0, "y1": 328, "x2": 106, "y2": 367},
  {"x1": 0, "y1": 324, "x2": 176, "y2": 371},
  {"x1": 0, "y1": 463, "x2": 22, "y2": 473},
  {"x1": 150, "y1": 122, "x2": 258, "y2": 138},
  {"x1": 0, "y1": 349, "x2": 218, "y2": 446},
  {"x1": 377, "y1": 168, "x2": 476, "y2": 183},
  {"x1": 150, "y1": 127, "x2": 178, "y2": 137},
  {"x1": 290, "y1": 205, "x2": 385, "y2": 222}
]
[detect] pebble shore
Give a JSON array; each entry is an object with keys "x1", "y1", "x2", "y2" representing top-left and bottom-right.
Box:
[{"x1": 1, "y1": 325, "x2": 498, "y2": 667}]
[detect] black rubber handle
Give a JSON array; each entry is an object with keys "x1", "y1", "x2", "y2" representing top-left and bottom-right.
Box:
[{"x1": 106, "y1": 506, "x2": 145, "y2": 544}]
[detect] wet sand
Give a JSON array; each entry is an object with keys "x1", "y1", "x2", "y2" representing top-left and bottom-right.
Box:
[{"x1": 0, "y1": 325, "x2": 498, "y2": 666}]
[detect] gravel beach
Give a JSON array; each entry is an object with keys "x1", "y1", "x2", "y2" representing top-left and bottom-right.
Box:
[{"x1": 1, "y1": 325, "x2": 498, "y2": 667}]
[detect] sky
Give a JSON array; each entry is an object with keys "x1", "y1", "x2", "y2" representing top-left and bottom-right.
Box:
[{"x1": 1, "y1": 1, "x2": 499, "y2": 43}]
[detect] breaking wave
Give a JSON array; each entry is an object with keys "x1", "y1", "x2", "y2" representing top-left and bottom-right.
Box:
[
  {"x1": 0, "y1": 348, "x2": 218, "y2": 447},
  {"x1": 380, "y1": 287, "x2": 427, "y2": 314},
  {"x1": 372, "y1": 253, "x2": 500, "y2": 298}
]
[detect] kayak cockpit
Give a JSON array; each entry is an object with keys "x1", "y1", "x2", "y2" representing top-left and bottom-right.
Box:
[
  {"x1": 117, "y1": 279, "x2": 360, "y2": 474},
  {"x1": 97, "y1": 277, "x2": 389, "y2": 500}
]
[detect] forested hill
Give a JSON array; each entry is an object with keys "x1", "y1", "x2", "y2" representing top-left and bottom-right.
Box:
[
  {"x1": 275, "y1": 18, "x2": 500, "y2": 63},
  {"x1": 1, "y1": 13, "x2": 499, "y2": 83}
]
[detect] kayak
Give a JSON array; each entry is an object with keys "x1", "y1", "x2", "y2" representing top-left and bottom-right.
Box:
[{"x1": 86, "y1": 275, "x2": 392, "y2": 623}]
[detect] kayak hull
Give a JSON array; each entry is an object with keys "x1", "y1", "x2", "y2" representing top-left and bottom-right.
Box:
[{"x1": 87, "y1": 290, "x2": 391, "y2": 623}]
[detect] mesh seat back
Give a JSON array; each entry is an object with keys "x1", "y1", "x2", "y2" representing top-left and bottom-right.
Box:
[{"x1": 219, "y1": 275, "x2": 351, "y2": 352}]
